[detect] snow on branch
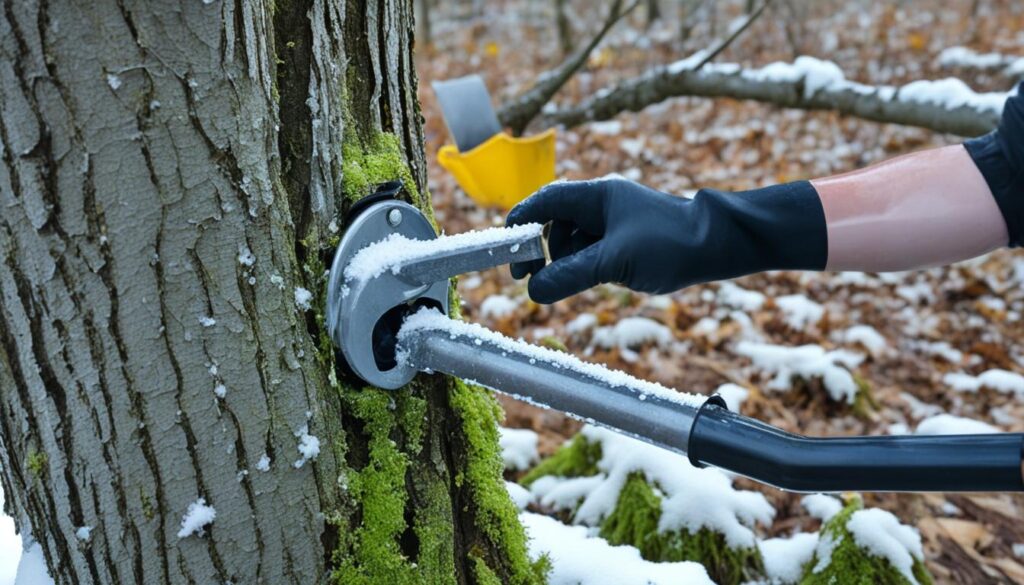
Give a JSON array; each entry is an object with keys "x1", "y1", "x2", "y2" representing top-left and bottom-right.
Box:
[
  {"x1": 937, "y1": 46, "x2": 1024, "y2": 79},
  {"x1": 537, "y1": 55, "x2": 1012, "y2": 137},
  {"x1": 498, "y1": 0, "x2": 771, "y2": 135}
]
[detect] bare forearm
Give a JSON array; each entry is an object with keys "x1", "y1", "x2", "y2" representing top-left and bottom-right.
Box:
[{"x1": 812, "y1": 145, "x2": 1008, "y2": 272}]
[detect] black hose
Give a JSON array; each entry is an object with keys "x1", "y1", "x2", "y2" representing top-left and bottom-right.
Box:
[{"x1": 688, "y1": 402, "x2": 1024, "y2": 492}]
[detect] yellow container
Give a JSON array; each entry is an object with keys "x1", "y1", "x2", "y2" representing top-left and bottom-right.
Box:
[{"x1": 437, "y1": 129, "x2": 557, "y2": 209}]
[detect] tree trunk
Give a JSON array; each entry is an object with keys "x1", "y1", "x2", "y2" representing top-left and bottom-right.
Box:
[
  {"x1": 555, "y1": 0, "x2": 574, "y2": 55},
  {"x1": 417, "y1": 0, "x2": 433, "y2": 48},
  {"x1": 645, "y1": 0, "x2": 661, "y2": 28},
  {"x1": 0, "y1": 1, "x2": 540, "y2": 584}
]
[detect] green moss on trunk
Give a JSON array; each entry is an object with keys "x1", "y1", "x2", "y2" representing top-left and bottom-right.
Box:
[
  {"x1": 341, "y1": 132, "x2": 424, "y2": 208},
  {"x1": 331, "y1": 388, "x2": 426, "y2": 584},
  {"x1": 451, "y1": 380, "x2": 550, "y2": 584},
  {"x1": 321, "y1": 127, "x2": 543, "y2": 584}
]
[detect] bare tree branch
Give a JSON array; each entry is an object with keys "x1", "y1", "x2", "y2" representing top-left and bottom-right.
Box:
[
  {"x1": 690, "y1": 0, "x2": 771, "y2": 71},
  {"x1": 498, "y1": 0, "x2": 768, "y2": 135},
  {"x1": 498, "y1": 0, "x2": 641, "y2": 136},
  {"x1": 536, "y1": 57, "x2": 1007, "y2": 137}
]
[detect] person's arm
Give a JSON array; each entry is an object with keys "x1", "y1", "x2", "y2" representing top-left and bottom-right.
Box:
[
  {"x1": 814, "y1": 145, "x2": 1007, "y2": 272},
  {"x1": 507, "y1": 87, "x2": 1022, "y2": 304}
]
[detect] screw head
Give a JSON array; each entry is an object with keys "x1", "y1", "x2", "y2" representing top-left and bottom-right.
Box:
[{"x1": 386, "y1": 208, "x2": 403, "y2": 227}]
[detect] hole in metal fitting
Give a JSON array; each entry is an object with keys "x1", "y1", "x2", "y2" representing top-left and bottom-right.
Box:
[{"x1": 371, "y1": 297, "x2": 444, "y2": 371}]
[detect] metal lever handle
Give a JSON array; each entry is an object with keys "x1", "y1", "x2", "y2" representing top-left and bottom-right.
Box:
[
  {"x1": 398, "y1": 310, "x2": 1024, "y2": 493},
  {"x1": 397, "y1": 227, "x2": 547, "y2": 286},
  {"x1": 399, "y1": 311, "x2": 704, "y2": 453}
]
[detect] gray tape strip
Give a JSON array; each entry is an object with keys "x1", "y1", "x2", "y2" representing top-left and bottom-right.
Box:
[{"x1": 432, "y1": 75, "x2": 502, "y2": 152}]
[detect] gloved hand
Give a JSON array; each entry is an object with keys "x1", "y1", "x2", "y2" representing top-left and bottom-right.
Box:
[{"x1": 506, "y1": 176, "x2": 827, "y2": 304}]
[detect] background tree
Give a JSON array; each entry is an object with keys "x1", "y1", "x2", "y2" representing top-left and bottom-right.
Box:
[{"x1": 0, "y1": 1, "x2": 543, "y2": 584}]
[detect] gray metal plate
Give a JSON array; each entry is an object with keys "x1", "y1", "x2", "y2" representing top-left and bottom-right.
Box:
[{"x1": 326, "y1": 201, "x2": 449, "y2": 389}]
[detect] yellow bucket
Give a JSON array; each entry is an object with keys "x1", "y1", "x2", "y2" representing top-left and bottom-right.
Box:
[{"x1": 437, "y1": 129, "x2": 557, "y2": 209}]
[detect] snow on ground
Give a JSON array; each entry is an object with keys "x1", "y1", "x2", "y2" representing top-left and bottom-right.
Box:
[
  {"x1": 774, "y1": 294, "x2": 825, "y2": 330},
  {"x1": 479, "y1": 294, "x2": 520, "y2": 319},
  {"x1": 529, "y1": 425, "x2": 774, "y2": 549},
  {"x1": 564, "y1": 312, "x2": 598, "y2": 336},
  {"x1": 758, "y1": 532, "x2": 819, "y2": 585},
  {"x1": 937, "y1": 46, "x2": 1010, "y2": 70},
  {"x1": 839, "y1": 325, "x2": 888, "y2": 357},
  {"x1": 12, "y1": 543, "x2": 51, "y2": 585},
  {"x1": 847, "y1": 508, "x2": 926, "y2": 585},
  {"x1": 802, "y1": 493, "x2": 843, "y2": 521},
  {"x1": 734, "y1": 341, "x2": 863, "y2": 404},
  {"x1": 909, "y1": 340, "x2": 963, "y2": 364},
  {"x1": 716, "y1": 282, "x2": 766, "y2": 311},
  {"x1": 498, "y1": 427, "x2": 539, "y2": 471},
  {"x1": 915, "y1": 413, "x2": 1000, "y2": 435},
  {"x1": 1, "y1": 484, "x2": 20, "y2": 585},
  {"x1": 506, "y1": 482, "x2": 533, "y2": 511},
  {"x1": 0, "y1": 484, "x2": 54, "y2": 585},
  {"x1": 590, "y1": 316, "x2": 673, "y2": 362},
  {"x1": 520, "y1": 512, "x2": 714, "y2": 585},
  {"x1": 713, "y1": 383, "x2": 749, "y2": 412},
  {"x1": 943, "y1": 369, "x2": 1024, "y2": 396},
  {"x1": 590, "y1": 317, "x2": 673, "y2": 349}
]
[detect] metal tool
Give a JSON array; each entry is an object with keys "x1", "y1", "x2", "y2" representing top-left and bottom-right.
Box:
[{"x1": 328, "y1": 197, "x2": 1024, "y2": 493}]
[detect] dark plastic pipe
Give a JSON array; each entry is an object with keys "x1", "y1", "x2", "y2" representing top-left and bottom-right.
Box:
[{"x1": 688, "y1": 401, "x2": 1024, "y2": 492}]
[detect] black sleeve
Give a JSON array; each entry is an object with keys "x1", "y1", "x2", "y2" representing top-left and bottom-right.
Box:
[{"x1": 964, "y1": 82, "x2": 1024, "y2": 247}]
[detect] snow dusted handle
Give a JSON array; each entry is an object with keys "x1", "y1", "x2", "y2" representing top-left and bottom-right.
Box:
[
  {"x1": 398, "y1": 308, "x2": 706, "y2": 452},
  {"x1": 347, "y1": 222, "x2": 548, "y2": 288},
  {"x1": 397, "y1": 311, "x2": 1024, "y2": 493}
]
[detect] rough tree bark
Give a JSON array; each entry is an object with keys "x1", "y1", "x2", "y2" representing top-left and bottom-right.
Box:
[{"x1": 0, "y1": 1, "x2": 541, "y2": 584}]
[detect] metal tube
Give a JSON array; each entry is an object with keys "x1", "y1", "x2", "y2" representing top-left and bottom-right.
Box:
[
  {"x1": 400, "y1": 316, "x2": 1024, "y2": 493},
  {"x1": 402, "y1": 327, "x2": 702, "y2": 454},
  {"x1": 689, "y1": 403, "x2": 1024, "y2": 492}
]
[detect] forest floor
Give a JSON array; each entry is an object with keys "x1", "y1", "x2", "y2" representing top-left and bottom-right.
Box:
[{"x1": 416, "y1": 0, "x2": 1024, "y2": 582}]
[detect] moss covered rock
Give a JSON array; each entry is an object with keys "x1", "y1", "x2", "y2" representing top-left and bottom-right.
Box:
[
  {"x1": 801, "y1": 496, "x2": 933, "y2": 585},
  {"x1": 520, "y1": 427, "x2": 770, "y2": 585}
]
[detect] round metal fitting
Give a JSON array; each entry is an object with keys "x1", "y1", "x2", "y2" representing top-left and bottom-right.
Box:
[
  {"x1": 325, "y1": 200, "x2": 449, "y2": 389},
  {"x1": 386, "y1": 207, "x2": 403, "y2": 227}
]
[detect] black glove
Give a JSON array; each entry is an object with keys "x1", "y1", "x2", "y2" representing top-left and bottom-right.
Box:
[{"x1": 505, "y1": 177, "x2": 827, "y2": 304}]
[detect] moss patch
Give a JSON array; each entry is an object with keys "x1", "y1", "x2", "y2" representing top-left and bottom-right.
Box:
[
  {"x1": 341, "y1": 133, "x2": 422, "y2": 208},
  {"x1": 523, "y1": 436, "x2": 763, "y2": 584},
  {"x1": 450, "y1": 380, "x2": 549, "y2": 584},
  {"x1": 330, "y1": 388, "x2": 420, "y2": 584},
  {"x1": 320, "y1": 103, "x2": 541, "y2": 581},
  {"x1": 599, "y1": 473, "x2": 762, "y2": 585},
  {"x1": 801, "y1": 496, "x2": 933, "y2": 585},
  {"x1": 519, "y1": 433, "x2": 601, "y2": 487},
  {"x1": 851, "y1": 373, "x2": 879, "y2": 418},
  {"x1": 26, "y1": 450, "x2": 47, "y2": 479}
]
